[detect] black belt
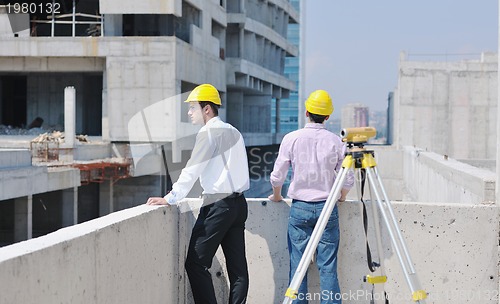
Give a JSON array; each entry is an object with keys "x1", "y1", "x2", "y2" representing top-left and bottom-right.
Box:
[
  {"x1": 202, "y1": 192, "x2": 243, "y2": 203},
  {"x1": 227, "y1": 192, "x2": 243, "y2": 198}
]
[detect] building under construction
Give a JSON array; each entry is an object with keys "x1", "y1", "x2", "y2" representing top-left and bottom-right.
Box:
[
  {"x1": 0, "y1": 0, "x2": 299, "y2": 245},
  {"x1": 1, "y1": 1, "x2": 500, "y2": 304}
]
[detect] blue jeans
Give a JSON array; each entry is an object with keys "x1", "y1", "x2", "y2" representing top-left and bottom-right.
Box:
[{"x1": 288, "y1": 200, "x2": 341, "y2": 304}]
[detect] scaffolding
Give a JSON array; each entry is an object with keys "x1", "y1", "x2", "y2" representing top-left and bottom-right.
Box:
[
  {"x1": 30, "y1": 131, "x2": 131, "y2": 184},
  {"x1": 72, "y1": 161, "x2": 130, "y2": 185},
  {"x1": 30, "y1": 131, "x2": 64, "y2": 162},
  {"x1": 30, "y1": 141, "x2": 60, "y2": 162}
]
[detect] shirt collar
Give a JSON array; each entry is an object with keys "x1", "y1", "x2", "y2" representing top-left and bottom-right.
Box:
[
  {"x1": 205, "y1": 116, "x2": 221, "y2": 126},
  {"x1": 304, "y1": 122, "x2": 326, "y2": 129}
]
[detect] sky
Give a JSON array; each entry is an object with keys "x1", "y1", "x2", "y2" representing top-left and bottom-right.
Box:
[{"x1": 304, "y1": 0, "x2": 498, "y2": 116}]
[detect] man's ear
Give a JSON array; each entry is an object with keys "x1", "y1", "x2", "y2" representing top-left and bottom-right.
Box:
[
  {"x1": 203, "y1": 104, "x2": 210, "y2": 114},
  {"x1": 325, "y1": 115, "x2": 330, "y2": 121}
]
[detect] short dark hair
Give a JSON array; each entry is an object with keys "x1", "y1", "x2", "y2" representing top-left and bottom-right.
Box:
[
  {"x1": 308, "y1": 112, "x2": 328, "y2": 123},
  {"x1": 199, "y1": 101, "x2": 219, "y2": 116}
]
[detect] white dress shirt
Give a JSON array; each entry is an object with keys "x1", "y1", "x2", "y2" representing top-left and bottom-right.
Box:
[{"x1": 164, "y1": 116, "x2": 250, "y2": 205}]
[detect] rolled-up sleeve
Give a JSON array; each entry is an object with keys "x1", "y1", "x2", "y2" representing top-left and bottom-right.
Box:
[{"x1": 270, "y1": 136, "x2": 292, "y2": 187}]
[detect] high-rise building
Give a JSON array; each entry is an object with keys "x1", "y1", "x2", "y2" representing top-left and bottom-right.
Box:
[
  {"x1": 341, "y1": 103, "x2": 369, "y2": 128},
  {"x1": 387, "y1": 92, "x2": 394, "y2": 145},
  {"x1": 271, "y1": 0, "x2": 300, "y2": 135}
]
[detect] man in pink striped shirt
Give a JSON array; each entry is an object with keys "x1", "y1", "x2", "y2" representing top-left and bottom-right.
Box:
[{"x1": 269, "y1": 89, "x2": 354, "y2": 304}]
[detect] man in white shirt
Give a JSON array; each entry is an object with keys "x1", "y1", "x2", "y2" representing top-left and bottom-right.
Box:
[{"x1": 146, "y1": 84, "x2": 250, "y2": 304}]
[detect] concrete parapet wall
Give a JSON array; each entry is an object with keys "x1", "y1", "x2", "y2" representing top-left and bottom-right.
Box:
[
  {"x1": 403, "y1": 146, "x2": 496, "y2": 204},
  {"x1": 0, "y1": 205, "x2": 178, "y2": 304},
  {"x1": 0, "y1": 149, "x2": 31, "y2": 169},
  {"x1": 383, "y1": 202, "x2": 499, "y2": 304},
  {"x1": 74, "y1": 143, "x2": 111, "y2": 161},
  {"x1": 458, "y1": 159, "x2": 496, "y2": 172},
  {"x1": 0, "y1": 199, "x2": 497, "y2": 304},
  {"x1": 0, "y1": 166, "x2": 80, "y2": 201}
]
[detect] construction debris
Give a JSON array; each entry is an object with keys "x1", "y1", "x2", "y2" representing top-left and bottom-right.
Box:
[
  {"x1": 30, "y1": 131, "x2": 92, "y2": 162},
  {"x1": 76, "y1": 134, "x2": 89, "y2": 143},
  {"x1": 31, "y1": 131, "x2": 90, "y2": 144},
  {"x1": 31, "y1": 131, "x2": 65, "y2": 143},
  {"x1": 0, "y1": 125, "x2": 90, "y2": 143}
]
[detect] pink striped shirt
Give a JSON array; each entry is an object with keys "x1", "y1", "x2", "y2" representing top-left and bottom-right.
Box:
[{"x1": 270, "y1": 123, "x2": 354, "y2": 202}]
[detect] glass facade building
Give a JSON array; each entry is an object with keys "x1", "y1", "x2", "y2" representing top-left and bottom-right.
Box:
[{"x1": 272, "y1": 0, "x2": 300, "y2": 134}]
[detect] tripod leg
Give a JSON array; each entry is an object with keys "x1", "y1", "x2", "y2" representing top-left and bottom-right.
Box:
[
  {"x1": 364, "y1": 176, "x2": 390, "y2": 303},
  {"x1": 367, "y1": 177, "x2": 387, "y2": 276},
  {"x1": 372, "y1": 167, "x2": 416, "y2": 273},
  {"x1": 282, "y1": 166, "x2": 351, "y2": 304},
  {"x1": 366, "y1": 167, "x2": 427, "y2": 303}
]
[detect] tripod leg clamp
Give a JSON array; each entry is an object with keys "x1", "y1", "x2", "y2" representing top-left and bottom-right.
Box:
[
  {"x1": 342, "y1": 155, "x2": 354, "y2": 168},
  {"x1": 285, "y1": 288, "x2": 298, "y2": 299},
  {"x1": 364, "y1": 275, "x2": 387, "y2": 284},
  {"x1": 361, "y1": 153, "x2": 377, "y2": 168},
  {"x1": 412, "y1": 290, "x2": 427, "y2": 301}
]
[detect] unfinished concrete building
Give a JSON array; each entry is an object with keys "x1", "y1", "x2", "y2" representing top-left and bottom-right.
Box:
[
  {"x1": 0, "y1": 0, "x2": 298, "y2": 246},
  {"x1": 394, "y1": 52, "x2": 498, "y2": 161}
]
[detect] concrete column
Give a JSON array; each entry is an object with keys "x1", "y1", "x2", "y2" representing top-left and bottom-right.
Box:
[
  {"x1": 64, "y1": 86, "x2": 76, "y2": 148},
  {"x1": 14, "y1": 195, "x2": 32, "y2": 242},
  {"x1": 99, "y1": 180, "x2": 114, "y2": 216},
  {"x1": 71, "y1": 0, "x2": 76, "y2": 37},
  {"x1": 239, "y1": 28, "x2": 244, "y2": 58},
  {"x1": 62, "y1": 187, "x2": 78, "y2": 227},
  {"x1": 102, "y1": 70, "x2": 110, "y2": 141}
]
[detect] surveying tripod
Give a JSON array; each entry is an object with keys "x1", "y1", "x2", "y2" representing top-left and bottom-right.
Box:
[{"x1": 282, "y1": 127, "x2": 427, "y2": 304}]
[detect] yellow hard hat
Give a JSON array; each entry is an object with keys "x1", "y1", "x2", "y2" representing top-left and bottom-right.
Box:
[
  {"x1": 184, "y1": 84, "x2": 221, "y2": 106},
  {"x1": 305, "y1": 89, "x2": 334, "y2": 116}
]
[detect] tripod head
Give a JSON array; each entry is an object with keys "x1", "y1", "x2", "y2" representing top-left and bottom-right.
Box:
[{"x1": 340, "y1": 127, "x2": 377, "y2": 150}]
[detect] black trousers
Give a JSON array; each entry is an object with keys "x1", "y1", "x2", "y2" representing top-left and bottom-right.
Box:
[{"x1": 185, "y1": 194, "x2": 249, "y2": 304}]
